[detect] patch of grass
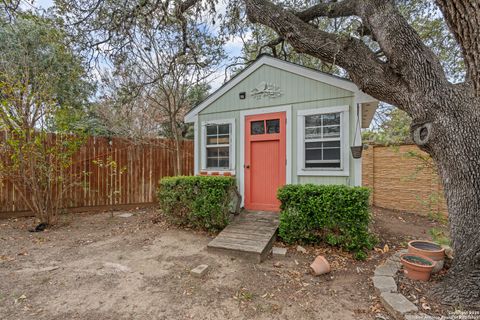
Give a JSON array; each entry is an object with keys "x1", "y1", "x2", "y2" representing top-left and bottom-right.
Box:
[
  {"x1": 428, "y1": 211, "x2": 448, "y2": 225},
  {"x1": 236, "y1": 289, "x2": 254, "y2": 302},
  {"x1": 429, "y1": 228, "x2": 450, "y2": 246}
]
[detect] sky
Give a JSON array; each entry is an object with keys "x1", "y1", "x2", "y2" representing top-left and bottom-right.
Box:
[{"x1": 28, "y1": 0, "x2": 245, "y2": 91}]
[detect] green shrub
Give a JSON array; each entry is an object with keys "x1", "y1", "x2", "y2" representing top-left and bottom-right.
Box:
[
  {"x1": 157, "y1": 175, "x2": 236, "y2": 232},
  {"x1": 277, "y1": 184, "x2": 376, "y2": 259}
]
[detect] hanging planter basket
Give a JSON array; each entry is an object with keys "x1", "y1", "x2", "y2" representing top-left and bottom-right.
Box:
[
  {"x1": 350, "y1": 146, "x2": 363, "y2": 159},
  {"x1": 350, "y1": 104, "x2": 363, "y2": 159}
]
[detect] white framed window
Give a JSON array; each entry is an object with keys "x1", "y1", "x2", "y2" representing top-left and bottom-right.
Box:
[
  {"x1": 201, "y1": 119, "x2": 235, "y2": 171},
  {"x1": 297, "y1": 106, "x2": 349, "y2": 176}
]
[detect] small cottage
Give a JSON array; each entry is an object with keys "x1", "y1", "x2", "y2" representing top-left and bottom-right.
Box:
[{"x1": 185, "y1": 55, "x2": 378, "y2": 211}]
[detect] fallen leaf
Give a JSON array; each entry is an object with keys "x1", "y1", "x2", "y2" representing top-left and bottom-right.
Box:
[{"x1": 421, "y1": 302, "x2": 431, "y2": 310}]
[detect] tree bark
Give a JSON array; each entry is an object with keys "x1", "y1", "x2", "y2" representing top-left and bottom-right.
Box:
[
  {"x1": 244, "y1": 0, "x2": 480, "y2": 306},
  {"x1": 411, "y1": 89, "x2": 480, "y2": 306},
  {"x1": 170, "y1": 115, "x2": 183, "y2": 176}
]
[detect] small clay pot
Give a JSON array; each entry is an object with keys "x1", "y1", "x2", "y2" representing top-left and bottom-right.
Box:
[
  {"x1": 310, "y1": 256, "x2": 331, "y2": 276},
  {"x1": 408, "y1": 240, "x2": 445, "y2": 273},
  {"x1": 400, "y1": 253, "x2": 436, "y2": 281}
]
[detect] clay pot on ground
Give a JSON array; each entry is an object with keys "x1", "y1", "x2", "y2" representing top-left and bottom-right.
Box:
[
  {"x1": 400, "y1": 253, "x2": 436, "y2": 281},
  {"x1": 408, "y1": 240, "x2": 445, "y2": 273},
  {"x1": 310, "y1": 255, "x2": 331, "y2": 276}
]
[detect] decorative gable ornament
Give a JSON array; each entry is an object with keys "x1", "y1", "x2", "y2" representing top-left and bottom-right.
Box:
[{"x1": 250, "y1": 81, "x2": 282, "y2": 99}]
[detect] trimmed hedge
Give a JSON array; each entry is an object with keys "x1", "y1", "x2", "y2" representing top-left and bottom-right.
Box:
[
  {"x1": 277, "y1": 184, "x2": 376, "y2": 259},
  {"x1": 157, "y1": 175, "x2": 236, "y2": 232}
]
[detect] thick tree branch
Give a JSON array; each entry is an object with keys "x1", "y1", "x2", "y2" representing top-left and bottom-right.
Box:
[
  {"x1": 295, "y1": 0, "x2": 357, "y2": 22},
  {"x1": 435, "y1": 0, "x2": 480, "y2": 96},
  {"x1": 245, "y1": 0, "x2": 409, "y2": 107},
  {"x1": 356, "y1": 1, "x2": 449, "y2": 96}
]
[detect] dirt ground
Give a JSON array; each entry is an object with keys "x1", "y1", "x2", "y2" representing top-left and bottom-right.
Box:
[{"x1": 0, "y1": 206, "x2": 447, "y2": 320}]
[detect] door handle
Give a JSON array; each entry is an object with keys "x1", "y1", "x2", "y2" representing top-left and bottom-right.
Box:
[{"x1": 245, "y1": 165, "x2": 250, "y2": 169}]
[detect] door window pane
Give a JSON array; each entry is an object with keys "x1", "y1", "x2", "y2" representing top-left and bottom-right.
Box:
[
  {"x1": 251, "y1": 121, "x2": 265, "y2": 135},
  {"x1": 266, "y1": 119, "x2": 280, "y2": 134}
]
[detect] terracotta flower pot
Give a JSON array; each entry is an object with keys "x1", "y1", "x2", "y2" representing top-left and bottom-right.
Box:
[
  {"x1": 310, "y1": 255, "x2": 331, "y2": 276},
  {"x1": 400, "y1": 253, "x2": 436, "y2": 281},
  {"x1": 408, "y1": 240, "x2": 445, "y2": 273}
]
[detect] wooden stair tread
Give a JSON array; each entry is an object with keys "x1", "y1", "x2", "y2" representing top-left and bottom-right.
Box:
[{"x1": 207, "y1": 211, "x2": 279, "y2": 262}]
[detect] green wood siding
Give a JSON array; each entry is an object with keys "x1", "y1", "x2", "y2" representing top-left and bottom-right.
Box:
[
  {"x1": 199, "y1": 65, "x2": 352, "y2": 115},
  {"x1": 196, "y1": 64, "x2": 360, "y2": 188}
]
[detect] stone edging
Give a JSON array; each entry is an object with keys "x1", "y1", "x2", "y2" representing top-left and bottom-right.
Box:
[{"x1": 372, "y1": 249, "x2": 434, "y2": 320}]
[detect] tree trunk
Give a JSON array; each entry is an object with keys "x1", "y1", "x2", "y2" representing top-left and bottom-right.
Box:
[
  {"x1": 170, "y1": 118, "x2": 183, "y2": 176},
  {"x1": 410, "y1": 89, "x2": 480, "y2": 307}
]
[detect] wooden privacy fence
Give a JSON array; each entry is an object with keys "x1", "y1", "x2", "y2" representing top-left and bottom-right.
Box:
[
  {"x1": 362, "y1": 144, "x2": 447, "y2": 216},
  {"x1": 0, "y1": 136, "x2": 194, "y2": 218}
]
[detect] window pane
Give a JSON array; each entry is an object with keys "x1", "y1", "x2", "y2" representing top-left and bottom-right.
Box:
[
  {"x1": 207, "y1": 158, "x2": 218, "y2": 168},
  {"x1": 303, "y1": 112, "x2": 341, "y2": 170},
  {"x1": 205, "y1": 123, "x2": 231, "y2": 169},
  {"x1": 323, "y1": 148, "x2": 340, "y2": 160},
  {"x1": 305, "y1": 149, "x2": 322, "y2": 161},
  {"x1": 206, "y1": 125, "x2": 217, "y2": 135},
  {"x1": 207, "y1": 136, "x2": 221, "y2": 145},
  {"x1": 323, "y1": 126, "x2": 340, "y2": 137},
  {"x1": 218, "y1": 159, "x2": 229, "y2": 168},
  {"x1": 218, "y1": 124, "x2": 230, "y2": 135},
  {"x1": 251, "y1": 121, "x2": 265, "y2": 135},
  {"x1": 207, "y1": 148, "x2": 218, "y2": 158},
  {"x1": 206, "y1": 147, "x2": 230, "y2": 169},
  {"x1": 266, "y1": 119, "x2": 280, "y2": 134},
  {"x1": 217, "y1": 147, "x2": 229, "y2": 157},
  {"x1": 323, "y1": 113, "x2": 340, "y2": 125},
  {"x1": 305, "y1": 127, "x2": 322, "y2": 139},
  {"x1": 305, "y1": 141, "x2": 323, "y2": 149},
  {"x1": 213, "y1": 135, "x2": 229, "y2": 145},
  {"x1": 323, "y1": 141, "x2": 340, "y2": 148},
  {"x1": 305, "y1": 115, "x2": 322, "y2": 127}
]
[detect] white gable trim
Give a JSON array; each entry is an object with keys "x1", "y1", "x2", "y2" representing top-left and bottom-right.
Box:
[{"x1": 185, "y1": 55, "x2": 377, "y2": 123}]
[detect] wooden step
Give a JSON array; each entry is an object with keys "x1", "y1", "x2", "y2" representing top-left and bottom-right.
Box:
[{"x1": 207, "y1": 211, "x2": 279, "y2": 263}]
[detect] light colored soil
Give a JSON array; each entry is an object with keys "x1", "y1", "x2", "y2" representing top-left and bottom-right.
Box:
[{"x1": 0, "y1": 207, "x2": 447, "y2": 320}]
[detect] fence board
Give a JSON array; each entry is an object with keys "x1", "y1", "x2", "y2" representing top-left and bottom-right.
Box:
[{"x1": 0, "y1": 135, "x2": 194, "y2": 217}]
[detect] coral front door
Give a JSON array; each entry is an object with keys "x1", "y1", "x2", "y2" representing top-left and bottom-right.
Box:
[{"x1": 244, "y1": 112, "x2": 286, "y2": 211}]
